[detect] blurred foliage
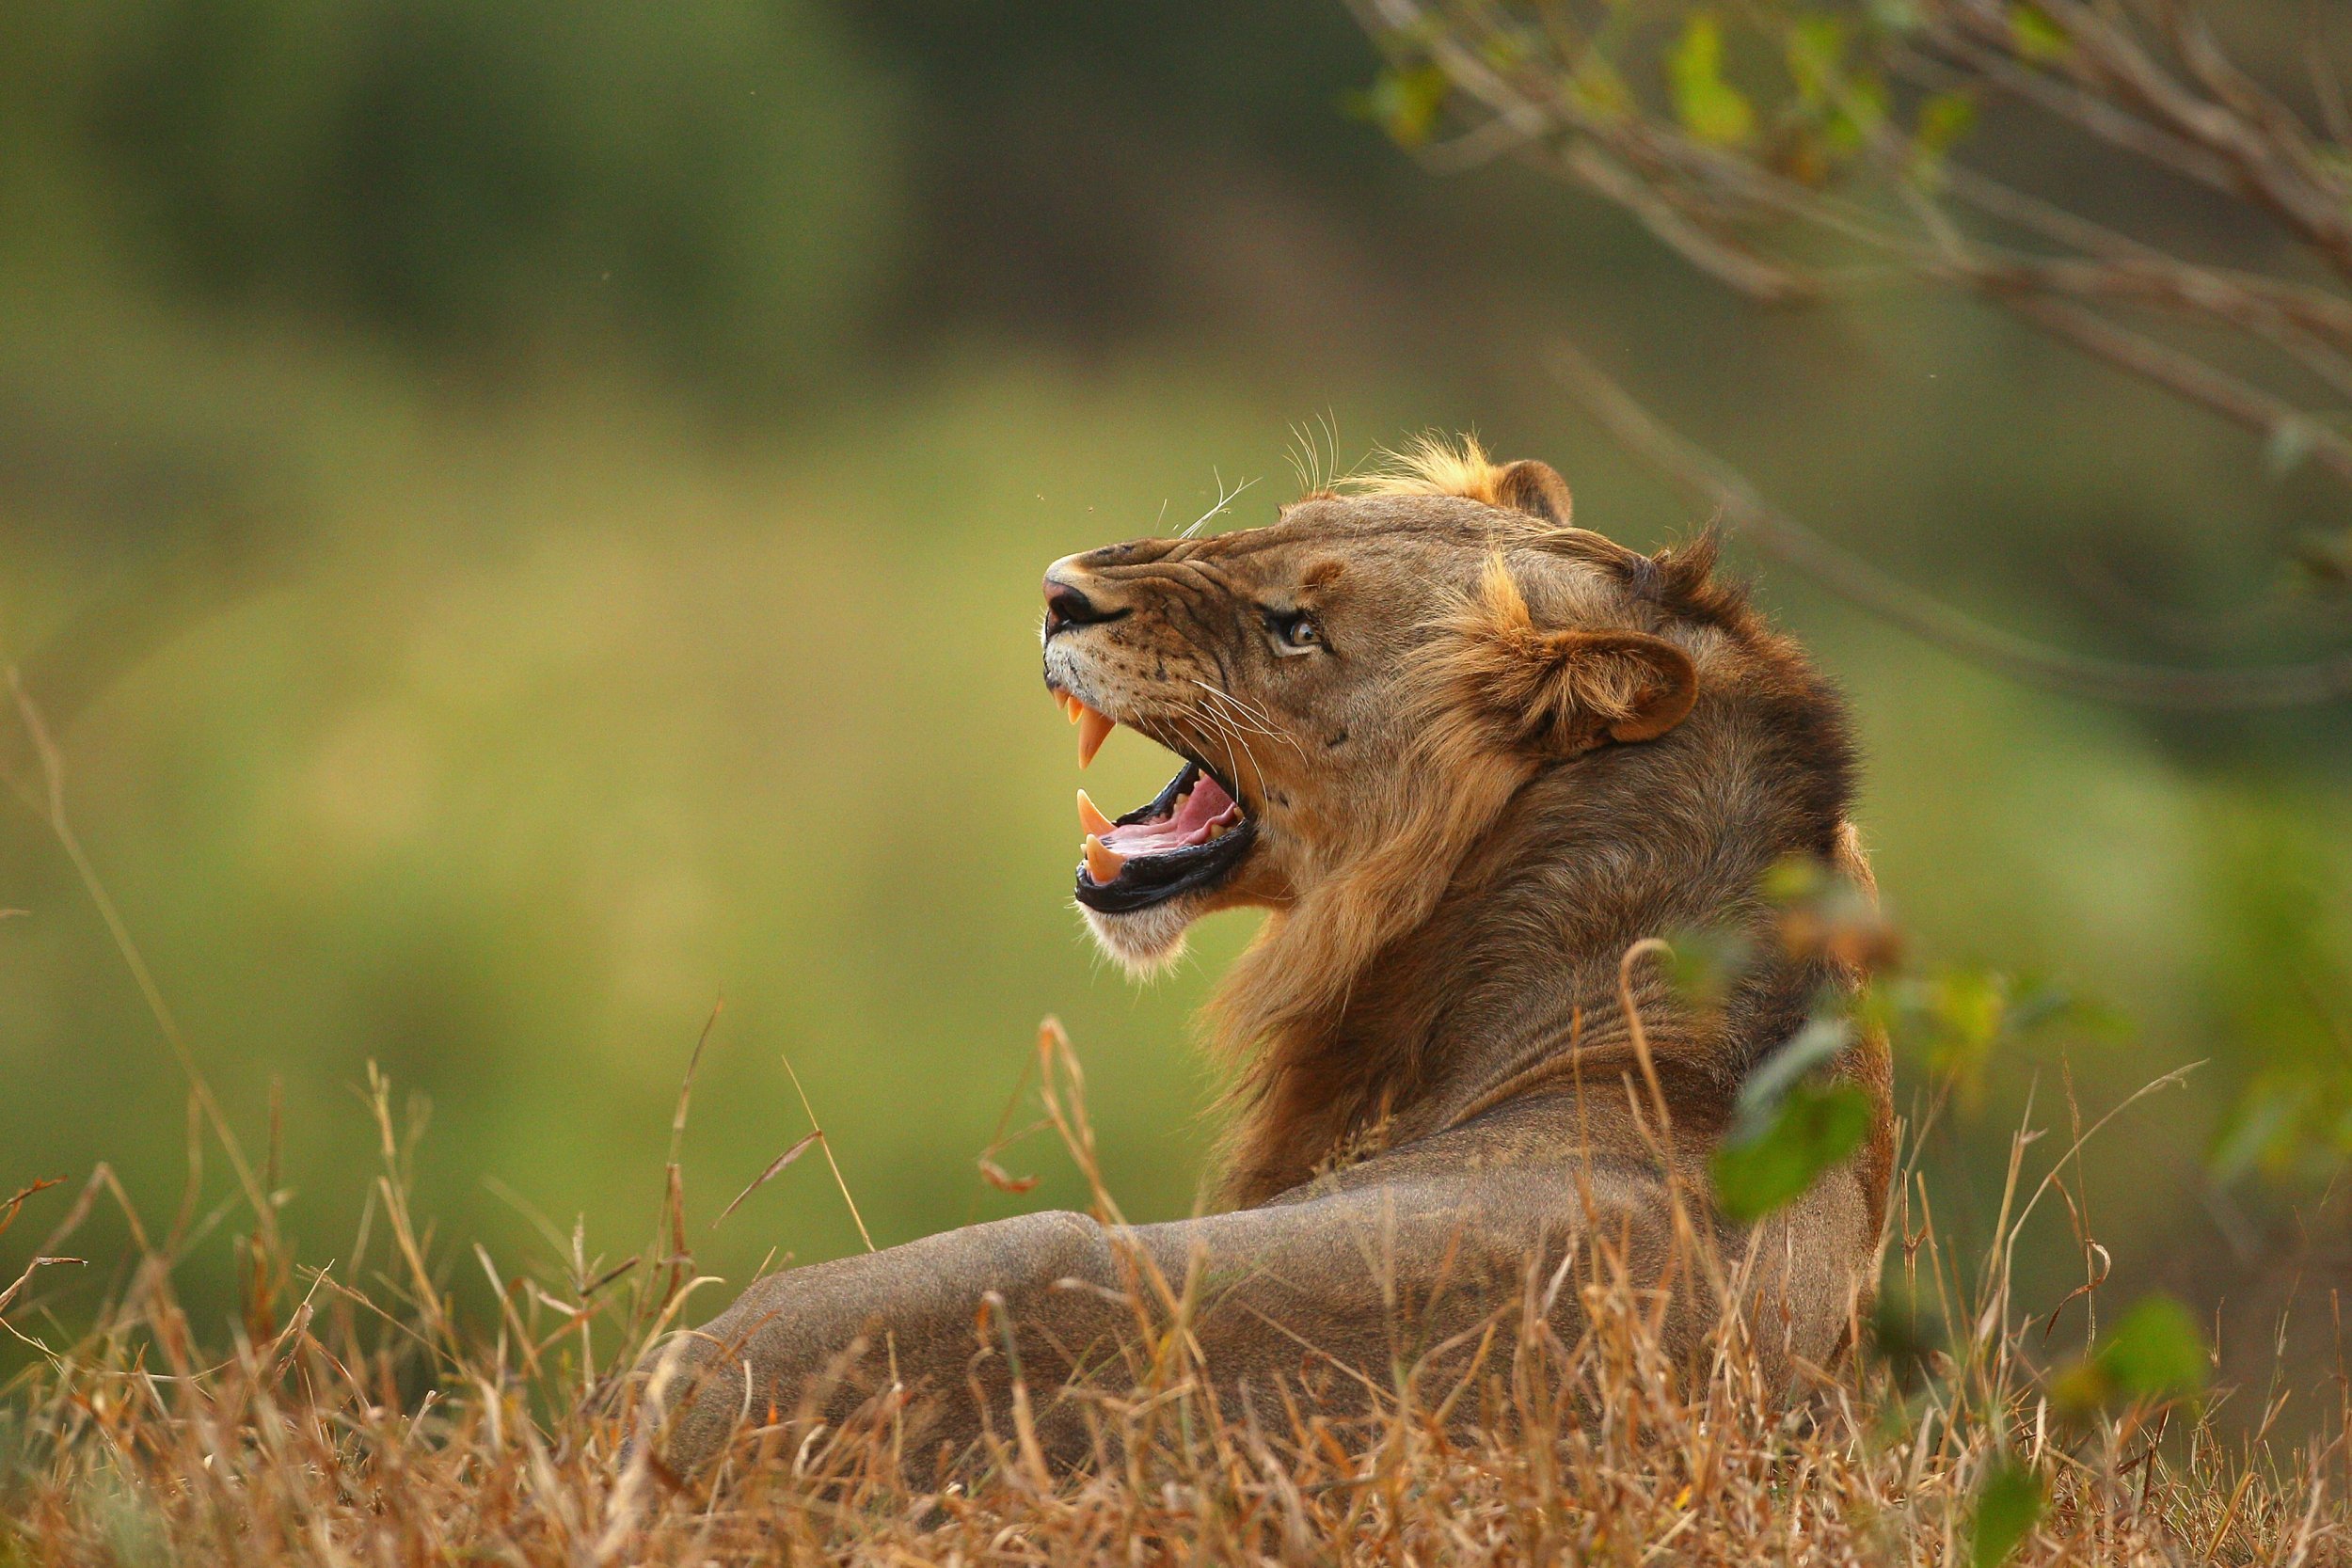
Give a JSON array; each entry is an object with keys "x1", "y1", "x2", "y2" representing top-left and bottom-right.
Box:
[
  {"x1": 1356, "y1": 0, "x2": 1941, "y2": 184},
  {"x1": 1968, "y1": 1454, "x2": 2045, "y2": 1568},
  {"x1": 2050, "y1": 1291, "x2": 2209, "y2": 1420},
  {"x1": 0, "y1": 0, "x2": 902, "y2": 399},
  {"x1": 2200, "y1": 792, "x2": 2352, "y2": 1182},
  {"x1": 1870, "y1": 968, "x2": 2104, "y2": 1113},
  {"x1": 1867, "y1": 1276, "x2": 1944, "y2": 1396},
  {"x1": 1666, "y1": 13, "x2": 1757, "y2": 148},
  {"x1": 1712, "y1": 1068, "x2": 1873, "y2": 1221},
  {"x1": 1345, "y1": 63, "x2": 1454, "y2": 148},
  {"x1": 1706, "y1": 858, "x2": 2086, "y2": 1223}
]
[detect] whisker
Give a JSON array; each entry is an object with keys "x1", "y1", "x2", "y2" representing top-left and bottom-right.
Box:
[
  {"x1": 1216, "y1": 726, "x2": 1258, "y2": 800},
  {"x1": 1187, "y1": 677, "x2": 1273, "y2": 733},
  {"x1": 1208, "y1": 709, "x2": 1267, "y2": 791},
  {"x1": 1184, "y1": 705, "x2": 1263, "y2": 796},
  {"x1": 1283, "y1": 424, "x2": 1313, "y2": 496},
  {"x1": 1202, "y1": 694, "x2": 1282, "y2": 755},
  {"x1": 1205, "y1": 684, "x2": 1284, "y2": 736},
  {"x1": 1179, "y1": 473, "x2": 1258, "y2": 540},
  {"x1": 1204, "y1": 705, "x2": 1280, "y2": 787},
  {"x1": 1190, "y1": 688, "x2": 1272, "y2": 752},
  {"x1": 1191, "y1": 679, "x2": 1305, "y2": 758}
]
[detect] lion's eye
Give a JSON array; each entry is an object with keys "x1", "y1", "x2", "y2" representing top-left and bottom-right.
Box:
[{"x1": 1273, "y1": 610, "x2": 1323, "y2": 652}]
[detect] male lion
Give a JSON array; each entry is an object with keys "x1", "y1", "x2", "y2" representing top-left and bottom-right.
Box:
[{"x1": 630, "y1": 438, "x2": 1893, "y2": 1479}]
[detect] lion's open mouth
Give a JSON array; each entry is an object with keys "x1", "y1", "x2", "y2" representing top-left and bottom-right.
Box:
[{"x1": 1050, "y1": 691, "x2": 1257, "y2": 913}]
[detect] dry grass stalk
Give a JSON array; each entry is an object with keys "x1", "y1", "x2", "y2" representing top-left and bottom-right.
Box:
[{"x1": 0, "y1": 1018, "x2": 2344, "y2": 1567}]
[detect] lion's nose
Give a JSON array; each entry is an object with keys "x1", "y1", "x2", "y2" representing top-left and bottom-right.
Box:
[{"x1": 1042, "y1": 568, "x2": 1121, "y2": 638}]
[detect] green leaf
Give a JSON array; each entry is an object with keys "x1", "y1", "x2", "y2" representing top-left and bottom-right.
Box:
[
  {"x1": 1786, "y1": 16, "x2": 1849, "y2": 112},
  {"x1": 1782, "y1": 17, "x2": 1885, "y2": 157},
  {"x1": 2053, "y1": 1291, "x2": 2209, "y2": 1417},
  {"x1": 1867, "y1": 1277, "x2": 1946, "y2": 1395},
  {"x1": 1568, "y1": 55, "x2": 1635, "y2": 122},
  {"x1": 1662, "y1": 922, "x2": 1756, "y2": 1009},
  {"x1": 1762, "y1": 853, "x2": 1827, "y2": 905},
  {"x1": 2097, "y1": 1293, "x2": 2208, "y2": 1402},
  {"x1": 1832, "y1": 72, "x2": 1889, "y2": 148},
  {"x1": 1970, "y1": 1457, "x2": 2045, "y2": 1568},
  {"x1": 1892, "y1": 967, "x2": 2087, "y2": 1108},
  {"x1": 1711, "y1": 1081, "x2": 1870, "y2": 1221},
  {"x1": 1915, "y1": 90, "x2": 1977, "y2": 162},
  {"x1": 1343, "y1": 64, "x2": 1452, "y2": 148},
  {"x1": 2008, "y1": 4, "x2": 2070, "y2": 63},
  {"x1": 1668, "y1": 13, "x2": 1756, "y2": 147},
  {"x1": 1730, "y1": 1017, "x2": 1853, "y2": 1138}
]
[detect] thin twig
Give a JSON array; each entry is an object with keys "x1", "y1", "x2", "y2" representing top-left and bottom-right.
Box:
[{"x1": 1547, "y1": 339, "x2": 2352, "y2": 709}]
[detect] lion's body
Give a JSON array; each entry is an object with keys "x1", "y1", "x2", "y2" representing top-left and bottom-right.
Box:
[{"x1": 631, "y1": 440, "x2": 1893, "y2": 1480}]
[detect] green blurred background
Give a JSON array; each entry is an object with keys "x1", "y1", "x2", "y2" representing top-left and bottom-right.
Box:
[{"x1": 1, "y1": 1, "x2": 2348, "y2": 1407}]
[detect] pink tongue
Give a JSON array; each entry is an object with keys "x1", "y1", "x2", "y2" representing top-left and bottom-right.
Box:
[{"x1": 1101, "y1": 773, "x2": 1239, "y2": 858}]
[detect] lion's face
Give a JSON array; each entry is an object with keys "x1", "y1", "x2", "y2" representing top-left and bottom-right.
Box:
[{"x1": 1040, "y1": 455, "x2": 1699, "y2": 971}]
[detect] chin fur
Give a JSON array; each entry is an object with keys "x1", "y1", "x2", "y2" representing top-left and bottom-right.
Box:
[{"x1": 1080, "y1": 900, "x2": 1194, "y2": 977}]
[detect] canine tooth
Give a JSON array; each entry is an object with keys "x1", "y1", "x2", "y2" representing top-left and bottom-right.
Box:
[
  {"x1": 1059, "y1": 692, "x2": 1082, "y2": 724},
  {"x1": 1084, "y1": 834, "x2": 1125, "y2": 883},
  {"x1": 1076, "y1": 790, "x2": 1115, "y2": 836},
  {"x1": 1076, "y1": 705, "x2": 1115, "y2": 768}
]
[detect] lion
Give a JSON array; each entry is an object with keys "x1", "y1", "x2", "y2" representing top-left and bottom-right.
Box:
[{"x1": 628, "y1": 437, "x2": 1894, "y2": 1480}]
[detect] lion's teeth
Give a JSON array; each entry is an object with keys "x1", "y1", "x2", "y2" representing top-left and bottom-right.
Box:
[
  {"x1": 1076, "y1": 705, "x2": 1115, "y2": 768},
  {"x1": 1084, "y1": 834, "x2": 1125, "y2": 883},
  {"x1": 1058, "y1": 692, "x2": 1081, "y2": 724},
  {"x1": 1077, "y1": 789, "x2": 1115, "y2": 836}
]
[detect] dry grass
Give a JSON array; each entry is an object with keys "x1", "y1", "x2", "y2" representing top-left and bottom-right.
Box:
[
  {"x1": 0, "y1": 1031, "x2": 2346, "y2": 1568},
  {"x1": 2, "y1": 680, "x2": 2345, "y2": 1565}
]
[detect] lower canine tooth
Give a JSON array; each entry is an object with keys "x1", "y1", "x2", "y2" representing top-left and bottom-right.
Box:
[
  {"x1": 1076, "y1": 790, "x2": 1115, "y2": 836},
  {"x1": 1084, "y1": 834, "x2": 1125, "y2": 883}
]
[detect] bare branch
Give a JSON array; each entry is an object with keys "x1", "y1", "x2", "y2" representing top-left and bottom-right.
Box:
[
  {"x1": 1547, "y1": 340, "x2": 2352, "y2": 710},
  {"x1": 1559, "y1": 142, "x2": 1815, "y2": 303},
  {"x1": 1998, "y1": 294, "x2": 2352, "y2": 485}
]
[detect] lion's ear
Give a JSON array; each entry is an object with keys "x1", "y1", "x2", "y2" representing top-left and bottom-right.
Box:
[
  {"x1": 1492, "y1": 460, "x2": 1573, "y2": 528},
  {"x1": 1486, "y1": 626, "x2": 1696, "y2": 756},
  {"x1": 1432, "y1": 560, "x2": 1697, "y2": 755},
  {"x1": 1541, "y1": 631, "x2": 1696, "y2": 748}
]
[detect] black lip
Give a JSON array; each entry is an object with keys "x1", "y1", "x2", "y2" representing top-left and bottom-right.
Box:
[{"x1": 1073, "y1": 760, "x2": 1258, "y2": 914}]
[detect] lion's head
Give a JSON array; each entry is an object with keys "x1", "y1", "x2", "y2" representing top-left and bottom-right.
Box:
[
  {"x1": 1043, "y1": 438, "x2": 1702, "y2": 968},
  {"x1": 1041, "y1": 436, "x2": 1867, "y2": 1204}
]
